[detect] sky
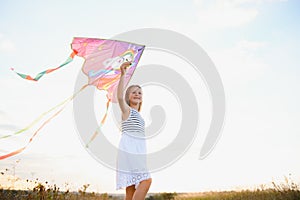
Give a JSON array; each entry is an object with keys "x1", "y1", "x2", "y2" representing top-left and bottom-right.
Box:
[{"x1": 1, "y1": 0, "x2": 300, "y2": 194}]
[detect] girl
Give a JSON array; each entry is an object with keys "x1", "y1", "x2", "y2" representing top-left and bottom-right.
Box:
[{"x1": 116, "y1": 61, "x2": 152, "y2": 200}]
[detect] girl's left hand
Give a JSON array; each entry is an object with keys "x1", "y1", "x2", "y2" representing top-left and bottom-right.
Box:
[{"x1": 120, "y1": 61, "x2": 131, "y2": 76}]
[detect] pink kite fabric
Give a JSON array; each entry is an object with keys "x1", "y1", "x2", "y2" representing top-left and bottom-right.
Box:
[
  {"x1": 1, "y1": 37, "x2": 145, "y2": 160},
  {"x1": 72, "y1": 37, "x2": 145, "y2": 102}
]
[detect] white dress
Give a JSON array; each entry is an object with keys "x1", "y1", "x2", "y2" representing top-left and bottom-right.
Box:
[{"x1": 116, "y1": 108, "x2": 151, "y2": 190}]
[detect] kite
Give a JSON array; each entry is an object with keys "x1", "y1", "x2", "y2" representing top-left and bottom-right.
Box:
[{"x1": 0, "y1": 37, "x2": 145, "y2": 160}]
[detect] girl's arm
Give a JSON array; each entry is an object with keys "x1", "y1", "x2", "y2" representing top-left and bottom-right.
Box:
[{"x1": 117, "y1": 61, "x2": 131, "y2": 120}]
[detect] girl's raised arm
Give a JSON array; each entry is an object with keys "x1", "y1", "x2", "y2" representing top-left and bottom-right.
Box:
[{"x1": 117, "y1": 61, "x2": 131, "y2": 120}]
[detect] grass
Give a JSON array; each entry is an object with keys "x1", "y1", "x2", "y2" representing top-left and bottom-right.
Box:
[
  {"x1": 1, "y1": 170, "x2": 300, "y2": 200},
  {"x1": 0, "y1": 183, "x2": 113, "y2": 200},
  {"x1": 147, "y1": 176, "x2": 300, "y2": 200}
]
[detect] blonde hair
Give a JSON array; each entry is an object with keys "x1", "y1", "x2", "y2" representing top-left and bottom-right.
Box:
[{"x1": 125, "y1": 85, "x2": 142, "y2": 111}]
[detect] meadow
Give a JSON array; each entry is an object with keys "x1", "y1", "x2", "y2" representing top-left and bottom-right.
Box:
[
  {"x1": 1, "y1": 167, "x2": 300, "y2": 200},
  {"x1": 1, "y1": 177, "x2": 300, "y2": 200}
]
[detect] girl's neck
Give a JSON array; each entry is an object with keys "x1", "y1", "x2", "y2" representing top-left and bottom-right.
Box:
[{"x1": 130, "y1": 104, "x2": 139, "y2": 111}]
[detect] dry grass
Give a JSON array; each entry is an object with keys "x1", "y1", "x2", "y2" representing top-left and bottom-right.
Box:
[
  {"x1": 1, "y1": 168, "x2": 300, "y2": 200},
  {"x1": 147, "y1": 175, "x2": 300, "y2": 200}
]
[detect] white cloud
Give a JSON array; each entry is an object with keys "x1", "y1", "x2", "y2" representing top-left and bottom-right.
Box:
[
  {"x1": 193, "y1": 0, "x2": 286, "y2": 29},
  {"x1": 210, "y1": 39, "x2": 268, "y2": 84},
  {"x1": 0, "y1": 34, "x2": 16, "y2": 53},
  {"x1": 194, "y1": 0, "x2": 258, "y2": 28},
  {"x1": 234, "y1": 0, "x2": 287, "y2": 3},
  {"x1": 236, "y1": 39, "x2": 266, "y2": 49}
]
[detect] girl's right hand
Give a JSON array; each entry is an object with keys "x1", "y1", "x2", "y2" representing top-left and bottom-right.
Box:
[{"x1": 120, "y1": 61, "x2": 132, "y2": 76}]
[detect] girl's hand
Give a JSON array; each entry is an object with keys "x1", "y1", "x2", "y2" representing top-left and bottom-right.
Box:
[{"x1": 120, "y1": 61, "x2": 132, "y2": 76}]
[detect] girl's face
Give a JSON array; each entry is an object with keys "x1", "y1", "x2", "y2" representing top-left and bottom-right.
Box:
[{"x1": 128, "y1": 87, "x2": 143, "y2": 105}]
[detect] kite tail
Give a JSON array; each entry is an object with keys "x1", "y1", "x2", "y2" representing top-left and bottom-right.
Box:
[
  {"x1": 0, "y1": 84, "x2": 88, "y2": 140},
  {"x1": 10, "y1": 50, "x2": 77, "y2": 81},
  {"x1": 1, "y1": 93, "x2": 75, "y2": 140},
  {"x1": 0, "y1": 103, "x2": 67, "y2": 160},
  {"x1": 0, "y1": 84, "x2": 88, "y2": 160},
  {"x1": 85, "y1": 99, "x2": 111, "y2": 148},
  {"x1": 0, "y1": 147, "x2": 26, "y2": 160}
]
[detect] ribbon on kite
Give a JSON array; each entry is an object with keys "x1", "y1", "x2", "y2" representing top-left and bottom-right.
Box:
[{"x1": 0, "y1": 37, "x2": 145, "y2": 160}]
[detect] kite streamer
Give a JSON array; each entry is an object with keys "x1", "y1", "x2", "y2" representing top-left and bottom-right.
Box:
[
  {"x1": 1, "y1": 37, "x2": 145, "y2": 160},
  {"x1": 10, "y1": 50, "x2": 77, "y2": 81},
  {"x1": 0, "y1": 85, "x2": 85, "y2": 140},
  {"x1": 0, "y1": 84, "x2": 88, "y2": 160}
]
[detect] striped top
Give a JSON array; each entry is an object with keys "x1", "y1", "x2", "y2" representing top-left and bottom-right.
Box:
[{"x1": 122, "y1": 108, "x2": 145, "y2": 134}]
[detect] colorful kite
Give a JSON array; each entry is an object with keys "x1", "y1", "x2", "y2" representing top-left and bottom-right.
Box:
[{"x1": 0, "y1": 37, "x2": 145, "y2": 160}]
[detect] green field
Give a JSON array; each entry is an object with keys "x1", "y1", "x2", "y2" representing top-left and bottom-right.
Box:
[
  {"x1": 1, "y1": 170, "x2": 300, "y2": 200},
  {"x1": 1, "y1": 180, "x2": 300, "y2": 200}
]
